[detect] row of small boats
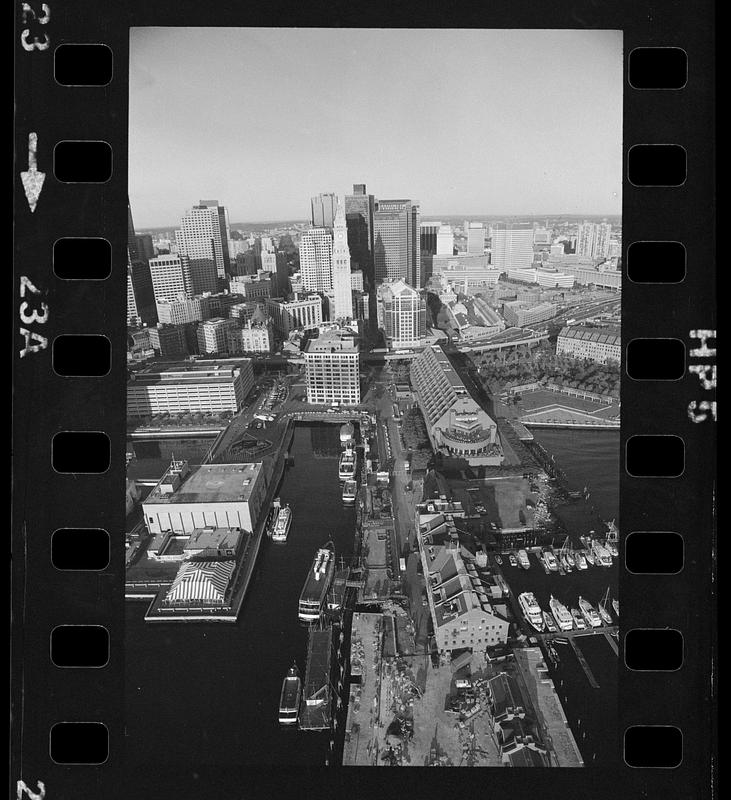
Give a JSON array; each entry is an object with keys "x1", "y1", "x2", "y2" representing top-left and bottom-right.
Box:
[
  {"x1": 519, "y1": 590, "x2": 618, "y2": 634},
  {"x1": 497, "y1": 539, "x2": 616, "y2": 572}
]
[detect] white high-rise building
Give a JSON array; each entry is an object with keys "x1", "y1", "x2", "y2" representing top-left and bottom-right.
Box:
[
  {"x1": 300, "y1": 227, "x2": 333, "y2": 293},
  {"x1": 148, "y1": 255, "x2": 190, "y2": 302},
  {"x1": 376, "y1": 279, "x2": 426, "y2": 349},
  {"x1": 176, "y1": 200, "x2": 231, "y2": 285},
  {"x1": 331, "y1": 203, "x2": 353, "y2": 320},
  {"x1": 304, "y1": 329, "x2": 360, "y2": 405},
  {"x1": 436, "y1": 225, "x2": 454, "y2": 256},
  {"x1": 490, "y1": 223, "x2": 534, "y2": 271}
]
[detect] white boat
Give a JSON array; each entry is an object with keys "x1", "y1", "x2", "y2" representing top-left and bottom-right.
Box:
[
  {"x1": 575, "y1": 551, "x2": 588, "y2": 570},
  {"x1": 342, "y1": 479, "x2": 357, "y2": 505},
  {"x1": 605, "y1": 539, "x2": 619, "y2": 557},
  {"x1": 578, "y1": 596, "x2": 602, "y2": 628},
  {"x1": 598, "y1": 588, "x2": 614, "y2": 625},
  {"x1": 541, "y1": 549, "x2": 559, "y2": 572},
  {"x1": 549, "y1": 595, "x2": 574, "y2": 632},
  {"x1": 612, "y1": 598, "x2": 619, "y2": 618},
  {"x1": 278, "y1": 663, "x2": 302, "y2": 725},
  {"x1": 517, "y1": 549, "x2": 531, "y2": 570},
  {"x1": 584, "y1": 549, "x2": 596, "y2": 566},
  {"x1": 543, "y1": 611, "x2": 558, "y2": 633},
  {"x1": 339, "y1": 421, "x2": 355, "y2": 447},
  {"x1": 565, "y1": 549, "x2": 576, "y2": 569},
  {"x1": 508, "y1": 552, "x2": 518, "y2": 568},
  {"x1": 495, "y1": 555, "x2": 503, "y2": 565},
  {"x1": 518, "y1": 592, "x2": 545, "y2": 632},
  {"x1": 338, "y1": 448, "x2": 356, "y2": 481},
  {"x1": 271, "y1": 504, "x2": 292, "y2": 542},
  {"x1": 570, "y1": 607, "x2": 586, "y2": 630},
  {"x1": 591, "y1": 540, "x2": 613, "y2": 567}
]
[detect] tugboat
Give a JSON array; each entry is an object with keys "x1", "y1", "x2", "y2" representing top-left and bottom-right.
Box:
[
  {"x1": 278, "y1": 662, "x2": 302, "y2": 725},
  {"x1": 578, "y1": 596, "x2": 602, "y2": 628}
]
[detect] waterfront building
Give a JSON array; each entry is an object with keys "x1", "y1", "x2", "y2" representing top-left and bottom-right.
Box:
[
  {"x1": 304, "y1": 328, "x2": 360, "y2": 405},
  {"x1": 127, "y1": 359, "x2": 254, "y2": 418},
  {"x1": 176, "y1": 200, "x2": 231, "y2": 282},
  {"x1": 577, "y1": 221, "x2": 612, "y2": 260},
  {"x1": 373, "y1": 198, "x2": 421, "y2": 288},
  {"x1": 148, "y1": 324, "x2": 188, "y2": 357},
  {"x1": 410, "y1": 344, "x2": 503, "y2": 465},
  {"x1": 490, "y1": 222, "x2": 534, "y2": 271},
  {"x1": 556, "y1": 325, "x2": 621, "y2": 364},
  {"x1": 300, "y1": 227, "x2": 334, "y2": 293},
  {"x1": 331, "y1": 203, "x2": 354, "y2": 320},
  {"x1": 143, "y1": 460, "x2": 269, "y2": 535},
  {"x1": 197, "y1": 317, "x2": 241, "y2": 355},
  {"x1": 467, "y1": 222, "x2": 486, "y2": 255},
  {"x1": 149, "y1": 254, "x2": 191, "y2": 302},
  {"x1": 501, "y1": 301, "x2": 557, "y2": 328},
  {"x1": 266, "y1": 294, "x2": 323, "y2": 337},
  {"x1": 415, "y1": 512, "x2": 509, "y2": 653},
  {"x1": 311, "y1": 192, "x2": 338, "y2": 229},
  {"x1": 376, "y1": 279, "x2": 426, "y2": 349},
  {"x1": 505, "y1": 268, "x2": 575, "y2": 289}
]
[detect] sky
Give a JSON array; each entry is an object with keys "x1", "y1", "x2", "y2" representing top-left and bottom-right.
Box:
[{"x1": 129, "y1": 28, "x2": 623, "y2": 228}]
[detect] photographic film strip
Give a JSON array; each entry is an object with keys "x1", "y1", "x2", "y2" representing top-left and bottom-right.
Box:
[{"x1": 12, "y1": 2, "x2": 715, "y2": 799}]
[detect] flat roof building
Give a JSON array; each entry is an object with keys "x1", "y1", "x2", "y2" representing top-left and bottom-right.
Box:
[
  {"x1": 304, "y1": 329, "x2": 360, "y2": 405},
  {"x1": 376, "y1": 279, "x2": 426, "y2": 349},
  {"x1": 143, "y1": 460, "x2": 269, "y2": 535},
  {"x1": 556, "y1": 325, "x2": 621, "y2": 364},
  {"x1": 127, "y1": 359, "x2": 254, "y2": 418}
]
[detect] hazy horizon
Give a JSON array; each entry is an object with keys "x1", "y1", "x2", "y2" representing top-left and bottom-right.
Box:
[{"x1": 130, "y1": 28, "x2": 623, "y2": 229}]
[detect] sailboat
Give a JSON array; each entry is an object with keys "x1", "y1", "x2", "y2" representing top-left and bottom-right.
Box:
[{"x1": 598, "y1": 587, "x2": 614, "y2": 625}]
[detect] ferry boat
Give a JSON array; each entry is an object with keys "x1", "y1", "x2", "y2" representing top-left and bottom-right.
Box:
[
  {"x1": 578, "y1": 596, "x2": 602, "y2": 628},
  {"x1": 298, "y1": 543, "x2": 336, "y2": 622},
  {"x1": 271, "y1": 504, "x2": 292, "y2": 542},
  {"x1": 517, "y1": 549, "x2": 531, "y2": 570},
  {"x1": 341, "y1": 479, "x2": 357, "y2": 505},
  {"x1": 591, "y1": 540, "x2": 613, "y2": 567},
  {"x1": 598, "y1": 588, "x2": 614, "y2": 625},
  {"x1": 575, "y1": 550, "x2": 588, "y2": 570},
  {"x1": 278, "y1": 663, "x2": 302, "y2": 725},
  {"x1": 508, "y1": 552, "x2": 518, "y2": 568},
  {"x1": 338, "y1": 448, "x2": 356, "y2": 481},
  {"x1": 549, "y1": 595, "x2": 575, "y2": 632},
  {"x1": 570, "y1": 607, "x2": 587, "y2": 630},
  {"x1": 543, "y1": 611, "x2": 558, "y2": 633},
  {"x1": 518, "y1": 592, "x2": 545, "y2": 633},
  {"x1": 541, "y1": 549, "x2": 559, "y2": 572}
]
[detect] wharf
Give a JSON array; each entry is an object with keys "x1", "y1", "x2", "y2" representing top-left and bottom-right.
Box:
[
  {"x1": 568, "y1": 637, "x2": 600, "y2": 689},
  {"x1": 299, "y1": 627, "x2": 334, "y2": 731}
]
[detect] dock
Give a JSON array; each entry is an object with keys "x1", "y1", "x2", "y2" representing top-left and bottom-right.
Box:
[
  {"x1": 602, "y1": 630, "x2": 619, "y2": 656},
  {"x1": 568, "y1": 637, "x2": 600, "y2": 689},
  {"x1": 299, "y1": 627, "x2": 333, "y2": 731}
]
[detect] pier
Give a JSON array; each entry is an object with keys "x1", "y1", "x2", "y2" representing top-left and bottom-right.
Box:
[
  {"x1": 299, "y1": 627, "x2": 334, "y2": 731},
  {"x1": 568, "y1": 637, "x2": 600, "y2": 688}
]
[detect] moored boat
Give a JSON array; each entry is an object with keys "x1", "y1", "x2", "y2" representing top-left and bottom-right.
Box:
[
  {"x1": 591, "y1": 540, "x2": 613, "y2": 567},
  {"x1": 543, "y1": 611, "x2": 558, "y2": 633},
  {"x1": 338, "y1": 448, "x2": 356, "y2": 481},
  {"x1": 271, "y1": 504, "x2": 292, "y2": 542},
  {"x1": 578, "y1": 596, "x2": 602, "y2": 628},
  {"x1": 570, "y1": 607, "x2": 587, "y2": 630},
  {"x1": 575, "y1": 550, "x2": 588, "y2": 570},
  {"x1": 517, "y1": 549, "x2": 531, "y2": 570},
  {"x1": 298, "y1": 542, "x2": 336, "y2": 622},
  {"x1": 508, "y1": 552, "x2": 518, "y2": 568},
  {"x1": 341, "y1": 479, "x2": 357, "y2": 505},
  {"x1": 541, "y1": 549, "x2": 559, "y2": 572},
  {"x1": 495, "y1": 555, "x2": 503, "y2": 565},
  {"x1": 518, "y1": 592, "x2": 545, "y2": 633},
  {"x1": 279, "y1": 663, "x2": 302, "y2": 725},
  {"x1": 612, "y1": 598, "x2": 619, "y2": 618},
  {"x1": 598, "y1": 587, "x2": 614, "y2": 625},
  {"x1": 549, "y1": 595, "x2": 575, "y2": 632},
  {"x1": 584, "y1": 549, "x2": 595, "y2": 566}
]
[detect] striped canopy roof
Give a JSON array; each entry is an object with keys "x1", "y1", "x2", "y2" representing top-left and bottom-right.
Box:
[{"x1": 165, "y1": 559, "x2": 236, "y2": 604}]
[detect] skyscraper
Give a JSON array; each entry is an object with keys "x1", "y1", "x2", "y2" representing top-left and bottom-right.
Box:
[
  {"x1": 490, "y1": 222, "x2": 534, "y2": 271},
  {"x1": 299, "y1": 227, "x2": 333, "y2": 293},
  {"x1": 345, "y1": 184, "x2": 376, "y2": 318},
  {"x1": 577, "y1": 222, "x2": 612, "y2": 259},
  {"x1": 376, "y1": 279, "x2": 426, "y2": 349},
  {"x1": 311, "y1": 193, "x2": 338, "y2": 229},
  {"x1": 176, "y1": 200, "x2": 231, "y2": 287},
  {"x1": 127, "y1": 200, "x2": 157, "y2": 325},
  {"x1": 373, "y1": 199, "x2": 421, "y2": 288},
  {"x1": 331, "y1": 203, "x2": 353, "y2": 320},
  {"x1": 467, "y1": 223, "x2": 485, "y2": 255},
  {"x1": 149, "y1": 254, "x2": 190, "y2": 302}
]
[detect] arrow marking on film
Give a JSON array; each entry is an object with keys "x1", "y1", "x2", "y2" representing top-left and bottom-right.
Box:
[{"x1": 20, "y1": 133, "x2": 45, "y2": 213}]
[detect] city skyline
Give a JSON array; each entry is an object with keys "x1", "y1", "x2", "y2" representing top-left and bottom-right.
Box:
[{"x1": 130, "y1": 28, "x2": 623, "y2": 228}]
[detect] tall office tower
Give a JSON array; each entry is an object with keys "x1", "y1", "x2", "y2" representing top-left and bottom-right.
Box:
[
  {"x1": 345, "y1": 183, "x2": 376, "y2": 317},
  {"x1": 127, "y1": 201, "x2": 157, "y2": 325},
  {"x1": 135, "y1": 234, "x2": 155, "y2": 263},
  {"x1": 330, "y1": 203, "x2": 353, "y2": 320},
  {"x1": 373, "y1": 199, "x2": 421, "y2": 288},
  {"x1": 467, "y1": 222, "x2": 486, "y2": 255},
  {"x1": 300, "y1": 227, "x2": 333, "y2": 293},
  {"x1": 420, "y1": 221, "x2": 442, "y2": 256},
  {"x1": 149, "y1": 254, "x2": 191, "y2": 302},
  {"x1": 577, "y1": 222, "x2": 613, "y2": 259},
  {"x1": 490, "y1": 222, "x2": 535, "y2": 271},
  {"x1": 304, "y1": 329, "x2": 360, "y2": 405},
  {"x1": 436, "y1": 225, "x2": 454, "y2": 256},
  {"x1": 177, "y1": 200, "x2": 231, "y2": 286},
  {"x1": 311, "y1": 192, "x2": 338, "y2": 229},
  {"x1": 376, "y1": 279, "x2": 426, "y2": 349}
]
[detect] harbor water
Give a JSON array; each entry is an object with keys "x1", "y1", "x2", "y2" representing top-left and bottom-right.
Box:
[{"x1": 125, "y1": 425, "x2": 619, "y2": 767}]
